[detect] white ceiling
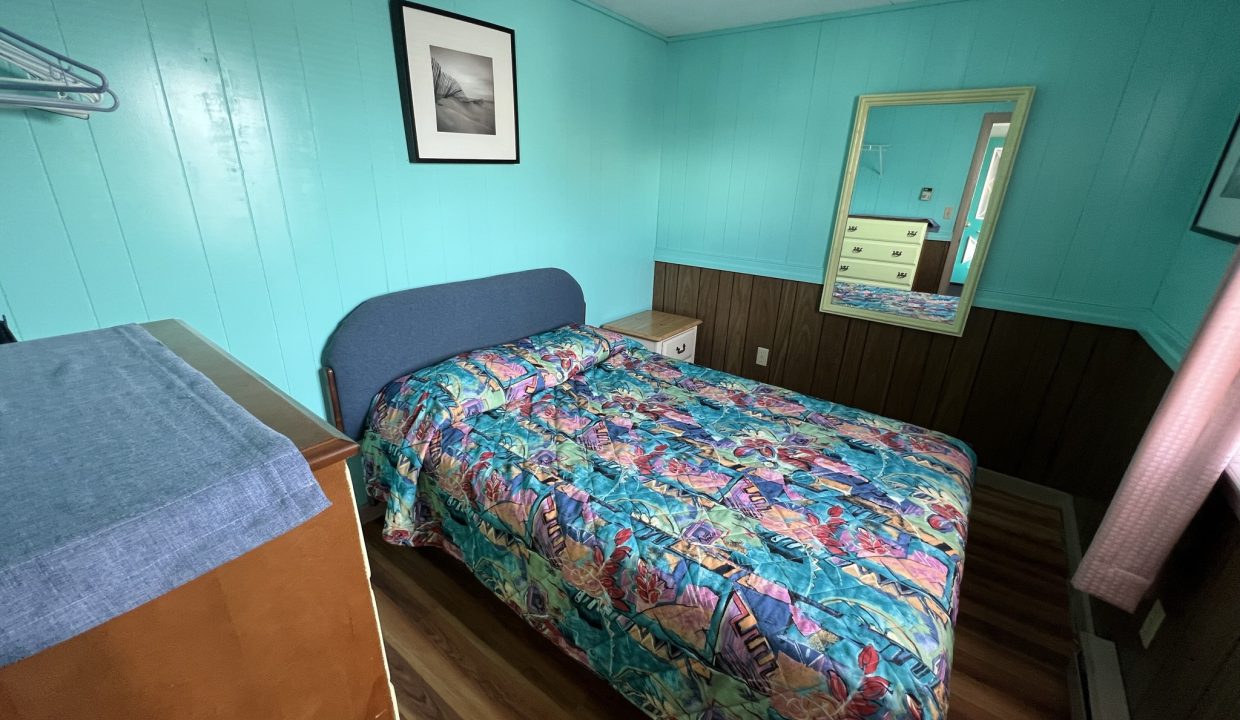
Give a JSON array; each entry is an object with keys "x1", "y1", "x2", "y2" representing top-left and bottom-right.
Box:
[{"x1": 591, "y1": 0, "x2": 921, "y2": 37}]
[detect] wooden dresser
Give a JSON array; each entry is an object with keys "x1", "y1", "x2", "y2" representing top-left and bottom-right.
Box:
[
  {"x1": 836, "y1": 215, "x2": 929, "y2": 291},
  {"x1": 0, "y1": 320, "x2": 395, "y2": 720}
]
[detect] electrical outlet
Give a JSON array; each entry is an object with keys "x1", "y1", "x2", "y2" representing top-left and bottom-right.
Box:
[
  {"x1": 755, "y1": 347, "x2": 770, "y2": 367},
  {"x1": 943, "y1": 206, "x2": 954, "y2": 220},
  {"x1": 1139, "y1": 599, "x2": 1166, "y2": 648}
]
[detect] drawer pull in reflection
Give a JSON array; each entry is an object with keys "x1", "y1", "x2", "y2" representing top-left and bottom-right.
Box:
[{"x1": 675, "y1": 344, "x2": 686, "y2": 354}]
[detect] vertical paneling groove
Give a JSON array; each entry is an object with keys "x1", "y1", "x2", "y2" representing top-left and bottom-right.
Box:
[
  {"x1": 809, "y1": 313, "x2": 849, "y2": 400},
  {"x1": 709, "y1": 271, "x2": 735, "y2": 366},
  {"x1": 955, "y1": 312, "x2": 1041, "y2": 468},
  {"x1": 881, "y1": 328, "x2": 931, "y2": 420},
  {"x1": 653, "y1": 262, "x2": 1170, "y2": 505},
  {"x1": 651, "y1": 262, "x2": 667, "y2": 312},
  {"x1": 849, "y1": 322, "x2": 901, "y2": 414},
  {"x1": 694, "y1": 269, "x2": 719, "y2": 368},
  {"x1": 1018, "y1": 323, "x2": 1102, "y2": 481},
  {"x1": 722, "y1": 274, "x2": 752, "y2": 376},
  {"x1": 929, "y1": 307, "x2": 996, "y2": 436},
  {"x1": 741, "y1": 276, "x2": 785, "y2": 382},
  {"x1": 666, "y1": 264, "x2": 682, "y2": 311},
  {"x1": 673, "y1": 266, "x2": 700, "y2": 319},
  {"x1": 908, "y1": 334, "x2": 956, "y2": 429},
  {"x1": 1, "y1": 0, "x2": 667, "y2": 417},
  {"x1": 766, "y1": 281, "x2": 799, "y2": 385},
  {"x1": 776, "y1": 282, "x2": 824, "y2": 394},
  {"x1": 832, "y1": 320, "x2": 869, "y2": 407}
]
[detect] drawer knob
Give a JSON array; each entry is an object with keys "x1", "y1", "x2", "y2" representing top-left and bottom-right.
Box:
[
  {"x1": 891, "y1": 250, "x2": 903, "y2": 257},
  {"x1": 675, "y1": 343, "x2": 686, "y2": 354},
  {"x1": 852, "y1": 246, "x2": 863, "y2": 253},
  {"x1": 847, "y1": 225, "x2": 858, "y2": 232},
  {"x1": 840, "y1": 265, "x2": 850, "y2": 271},
  {"x1": 896, "y1": 271, "x2": 909, "y2": 279},
  {"x1": 906, "y1": 230, "x2": 919, "y2": 237}
]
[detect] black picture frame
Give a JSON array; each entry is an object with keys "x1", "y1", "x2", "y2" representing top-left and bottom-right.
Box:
[
  {"x1": 1192, "y1": 114, "x2": 1240, "y2": 243},
  {"x1": 389, "y1": 0, "x2": 520, "y2": 164}
]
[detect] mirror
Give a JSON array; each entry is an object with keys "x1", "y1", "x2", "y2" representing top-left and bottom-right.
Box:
[{"x1": 820, "y1": 87, "x2": 1034, "y2": 335}]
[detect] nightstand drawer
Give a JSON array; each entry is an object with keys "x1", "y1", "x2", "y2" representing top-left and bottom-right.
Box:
[
  {"x1": 629, "y1": 336, "x2": 658, "y2": 352},
  {"x1": 603, "y1": 310, "x2": 701, "y2": 364},
  {"x1": 839, "y1": 237, "x2": 921, "y2": 266},
  {"x1": 657, "y1": 327, "x2": 696, "y2": 362}
]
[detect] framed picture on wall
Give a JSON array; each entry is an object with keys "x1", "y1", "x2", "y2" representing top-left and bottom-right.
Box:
[
  {"x1": 1192, "y1": 115, "x2": 1240, "y2": 243},
  {"x1": 389, "y1": 1, "x2": 519, "y2": 163}
]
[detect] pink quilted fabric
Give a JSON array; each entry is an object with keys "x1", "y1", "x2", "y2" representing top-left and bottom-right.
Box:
[{"x1": 1074, "y1": 248, "x2": 1240, "y2": 612}]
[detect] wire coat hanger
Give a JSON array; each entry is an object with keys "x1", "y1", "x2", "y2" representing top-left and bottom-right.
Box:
[{"x1": 0, "y1": 25, "x2": 118, "y2": 117}]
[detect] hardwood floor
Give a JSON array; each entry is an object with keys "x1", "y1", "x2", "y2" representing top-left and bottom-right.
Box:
[
  {"x1": 949, "y1": 484, "x2": 1075, "y2": 719},
  {"x1": 366, "y1": 483, "x2": 1074, "y2": 720}
]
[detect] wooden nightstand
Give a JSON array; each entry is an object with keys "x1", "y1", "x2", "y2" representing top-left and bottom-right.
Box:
[{"x1": 604, "y1": 310, "x2": 702, "y2": 363}]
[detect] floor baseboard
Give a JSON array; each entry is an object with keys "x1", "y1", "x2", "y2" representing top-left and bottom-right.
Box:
[{"x1": 1075, "y1": 632, "x2": 1131, "y2": 720}]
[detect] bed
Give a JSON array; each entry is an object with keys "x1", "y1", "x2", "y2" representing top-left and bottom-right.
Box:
[
  {"x1": 831, "y1": 281, "x2": 961, "y2": 324},
  {"x1": 323, "y1": 269, "x2": 975, "y2": 720}
]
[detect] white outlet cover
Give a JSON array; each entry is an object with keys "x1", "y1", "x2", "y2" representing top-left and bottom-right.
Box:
[
  {"x1": 755, "y1": 347, "x2": 769, "y2": 367},
  {"x1": 1139, "y1": 600, "x2": 1165, "y2": 648}
]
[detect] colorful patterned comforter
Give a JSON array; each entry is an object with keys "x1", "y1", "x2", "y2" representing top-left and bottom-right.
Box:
[
  {"x1": 832, "y1": 281, "x2": 960, "y2": 324},
  {"x1": 362, "y1": 325, "x2": 975, "y2": 720}
]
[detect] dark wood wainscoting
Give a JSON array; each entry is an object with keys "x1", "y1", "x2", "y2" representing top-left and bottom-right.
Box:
[
  {"x1": 913, "y1": 239, "x2": 951, "y2": 294},
  {"x1": 652, "y1": 261, "x2": 1172, "y2": 530}
]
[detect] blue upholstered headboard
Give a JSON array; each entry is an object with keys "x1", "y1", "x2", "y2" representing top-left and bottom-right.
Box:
[{"x1": 322, "y1": 268, "x2": 585, "y2": 439}]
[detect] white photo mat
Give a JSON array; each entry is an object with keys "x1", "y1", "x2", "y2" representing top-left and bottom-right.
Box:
[{"x1": 393, "y1": 3, "x2": 518, "y2": 163}]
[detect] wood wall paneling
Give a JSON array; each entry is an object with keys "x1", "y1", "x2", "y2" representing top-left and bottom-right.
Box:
[{"x1": 653, "y1": 262, "x2": 1171, "y2": 510}]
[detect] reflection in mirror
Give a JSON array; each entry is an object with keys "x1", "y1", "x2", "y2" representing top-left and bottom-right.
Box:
[{"x1": 820, "y1": 88, "x2": 1034, "y2": 336}]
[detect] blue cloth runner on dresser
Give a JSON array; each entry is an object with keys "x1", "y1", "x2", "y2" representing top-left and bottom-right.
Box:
[{"x1": 0, "y1": 324, "x2": 328, "y2": 666}]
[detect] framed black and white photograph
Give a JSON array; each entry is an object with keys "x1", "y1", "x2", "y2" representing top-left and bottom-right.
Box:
[
  {"x1": 390, "y1": 1, "x2": 519, "y2": 163},
  {"x1": 1193, "y1": 115, "x2": 1240, "y2": 243}
]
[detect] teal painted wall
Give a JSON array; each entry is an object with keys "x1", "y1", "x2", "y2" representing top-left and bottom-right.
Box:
[
  {"x1": 851, "y1": 102, "x2": 1007, "y2": 241},
  {"x1": 1150, "y1": 230, "x2": 1237, "y2": 353},
  {"x1": 654, "y1": 0, "x2": 1240, "y2": 352},
  {"x1": 0, "y1": 0, "x2": 665, "y2": 414},
  {"x1": 4, "y1": 0, "x2": 1238, "y2": 398}
]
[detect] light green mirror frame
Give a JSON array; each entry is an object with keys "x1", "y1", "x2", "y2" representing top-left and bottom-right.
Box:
[{"x1": 819, "y1": 86, "x2": 1035, "y2": 336}]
